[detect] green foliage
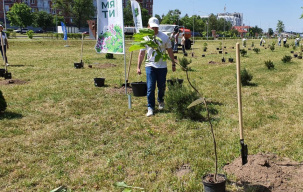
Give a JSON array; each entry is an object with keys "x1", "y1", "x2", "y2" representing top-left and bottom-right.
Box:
[
  {"x1": 0, "y1": 90, "x2": 7, "y2": 113},
  {"x1": 7, "y1": 3, "x2": 34, "y2": 28},
  {"x1": 281, "y1": 55, "x2": 292, "y2": 63},
  {"x1": 251, "y1": 42, "x2": 254, "y2": 47},
  {"x1": 284, "y1": 43, "x2": 290, "y2": 48},
  {"x1": 54, "y1": 0, "x2": 95, "y2": 28},
  {"x1": 129, "y1": 28, "x2": 169, "y2": 62},
  {"x1": 26, "y1": 30, "x2": 34, "y2": 39},
  {"x1": 270, "y1": 44, "x2": 275, "y2": 51},
  {"x1": 114, "y1": 181, "x2": 144, "y2": 191},
  {"x1": 265, "y1": 60, "x2": 275, "y2": 69},
  {"x1": 240, "y1": 49, "x2": 247, "y2": 57},
  {"x1": 178, "y1": 57, "x2": 192, "y2": 71},
  {"x1": 33, "y1": 11, "x2": 53, "y2": 31},
  {"x1": 165, "y1": 84, "x2": 204, "y2": 121},
  {"x1": 5, "y1": 31, "x2": 10, "y2": 38},
  {"x1": 240, "y1": 68, "x2": 253, "y2": 86},
  {"x1": 106, "y1": 53, "x2": 114, "y2": 59},
  {"x1": 253, "y1": 48, "x2": 260, "y2": 54}
]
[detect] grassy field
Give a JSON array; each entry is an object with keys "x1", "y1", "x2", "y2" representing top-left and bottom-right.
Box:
[{"x1": 0, "y1": 37, "x2": 303, "y2": 191}]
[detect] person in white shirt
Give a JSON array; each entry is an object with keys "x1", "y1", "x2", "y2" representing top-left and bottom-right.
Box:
[
  {"x1": 0, "y1": 24, "x2": 9, "y2": 64},
  {"x1": 136, "y1": 17, "x2": 176, "y2": 117}
]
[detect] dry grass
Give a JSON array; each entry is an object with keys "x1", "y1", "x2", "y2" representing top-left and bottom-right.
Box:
[{"x1": 0, "y1": 37, "x2": 303, "y2": 191}]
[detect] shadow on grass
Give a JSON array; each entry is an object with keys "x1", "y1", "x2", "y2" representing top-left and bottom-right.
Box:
[
  {"x1": 9, "y1": 65, "x2": 35, "y2": 67},
  {"x1": 227, "y1": 181, "x2": 271, "y2": 192},
  {"x1": 243, "y1": 82, "x2": 258, "y2": 87},
  {"x1": 0, "y1": 111, "x2": 23, "y2": 120}
]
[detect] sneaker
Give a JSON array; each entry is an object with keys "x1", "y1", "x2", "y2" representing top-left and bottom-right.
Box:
[
  {"x1": 158, "y1": 102, "x2": 164, "y2": 110},
  {"x1": 146, "y1": 108, "x2": 153, "y2": 117}
]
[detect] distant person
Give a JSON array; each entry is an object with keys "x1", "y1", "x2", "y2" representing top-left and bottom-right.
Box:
[
  {"x1": 173, "y1": 30, "x2": 179, "y2": 53},
  {"x1": 0, "y1": 24, "x2": 8, "y2": 64},
  {"x1": 181, "y1": 34, "x2": 187, "y2": 55},
  {"x1": 170, "y1": 31, "x2": 176, "y2": 50},
  {"x1": 242, "y1": 38, "x2": 247, "y2": 47},
  {"x1": 283, "y1": 37, "x2": 287, "y2": 46},
  {"x1": 278, "y1": 36, "x2": 281, "y2": 46},
  {"x1": 295, "y1": 37, "x2": 300, "y2": 46},
  {"x1": 260, "y1": 37, "x2": 263, "y2": 46}
]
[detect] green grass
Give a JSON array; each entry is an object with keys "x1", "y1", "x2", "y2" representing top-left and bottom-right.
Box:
[{"x1": 0, "y1": 37, "x2": 303, "y2": 191}]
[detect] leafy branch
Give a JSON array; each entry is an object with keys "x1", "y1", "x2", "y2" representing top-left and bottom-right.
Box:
[{"x1": 129, "y1": 28, "x2": 170, "y2": 62}]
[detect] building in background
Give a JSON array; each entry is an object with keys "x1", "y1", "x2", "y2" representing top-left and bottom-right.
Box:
[{"x1": 217, "y1": 12, "x2": 243, "y2": 27}]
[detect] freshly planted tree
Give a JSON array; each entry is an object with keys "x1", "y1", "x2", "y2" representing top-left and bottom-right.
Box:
[{"x1": 7, "y1": 3, "x2": 34, "y2": 28}]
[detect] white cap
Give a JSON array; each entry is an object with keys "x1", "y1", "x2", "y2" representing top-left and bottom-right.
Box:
[
  {"x1": 148, "y1": 17, "x2": 159, "y2": 28},
  {"x1": 0, "y1": 24, "x2": 3, "y2": 27}
]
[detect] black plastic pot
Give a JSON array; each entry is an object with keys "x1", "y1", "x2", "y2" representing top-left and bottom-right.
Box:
[
  {"x1": 131, "y1": 81, "x2": 147, "y2": 97},
  {"x1": 0, "y1": 68, "x2": 5, "y2": 77},
  {"x1": 228, "y1": 58, "x2": 234, "y2": 63},
  {"x1": 202, "y1": 54, "x2": 205, "y2": 57},
  {"x1": 294, "y1": 54, "x2": 298, "y2": 58},
  {"x1": 298, "y1": 56, "x2": 302, "y2": 59},
  {"x1": 222, "y1": 58, "x2": 225, "y2": 63},
  {"x1": 174, "y1": 56, "x2": 177, "y2": 60},
  {"x1": 167, "y1": 79, "x2": 183, "y2": 86},
  {"x1": 94, "y1": 78, "x2": 105, "y2": 87},
  {"x1": 184, "y1": 53, "x2": 188, "y2": 56},
  {"x1": 291, "y1": 51, "x2": 294, "y2": 53},
  {"x1": 202, "y1": 174, "x2": 226, "y2": 192},
  {"x1": 219, "y1": 51, "x2": 222, "y2": 54},
  {"x1": 4, "y1": 72, "x2": 12, "y2": 79},
  {"x1": 74, "y1": 62, "x2": 84, "y2": 69}
]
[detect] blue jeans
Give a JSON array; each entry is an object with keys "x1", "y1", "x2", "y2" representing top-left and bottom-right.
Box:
[
  {"x1": 173, "y1": 42, "x2": 178, "y2": 52},
  {"x1": 145, "y1": 67, "x2": 167, "y2": 110}
]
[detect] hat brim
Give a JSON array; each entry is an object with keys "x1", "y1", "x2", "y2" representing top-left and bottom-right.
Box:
[{"x1": 149, "y1": 23, "x2": 159, "y2": 28}]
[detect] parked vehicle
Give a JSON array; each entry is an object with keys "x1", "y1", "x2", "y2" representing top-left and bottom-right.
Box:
[
  {"x1": 159, "y1": 24, "x2": 192, "y2": 49},
  {"x1": 14, "y1": 28, "x2": 29, "y2": 34},
  {"x1": 35, "y1": 29, "x2": 44, "y2": 33},
  {"x1": 191, "y1": 31, "x2": 203, "y2": 37}
]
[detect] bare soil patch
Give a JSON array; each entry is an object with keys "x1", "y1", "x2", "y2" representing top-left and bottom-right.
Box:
[
  {"x1": 93, "y1": 63, "x2": 117, "y2": 69},
  {"x1": 224, "y1": 153, "x2": 303, "y2": 192},
  {"x1": 105, "y1": 85, "x2": 133, "y2": 95},
  {"x1": 0, "y1": 79, "x2": 28, "y2": 85}
]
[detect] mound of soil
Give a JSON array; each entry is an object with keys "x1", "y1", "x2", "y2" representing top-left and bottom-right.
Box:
[
  {"x1": 224, "y1": 153, "x2": 303, "y2": 191},
  {"x1": 0, "y1": 79, "x2": 28, "y2": 85}
]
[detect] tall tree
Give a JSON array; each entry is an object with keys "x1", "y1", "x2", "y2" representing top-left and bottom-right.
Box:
[
  {"x1": 123, "y1": 1, "x2": 133, "y2": 26},
  {"x1": 154, "y1": 14, "x2": 162, "y2": 24},
  {"x1": 268, "y1": 28, "x2": 274, "y2": 36},
  {"x1": 161, "y1": 9, "x2": 181, "y2": 25},
  {"x1": 276, "y1": 20, "x2": 285, "y2": 34},
  {"x1": 250, "y1": 25, "x2": 263, "y2": 37},
  {"x1": 54, "y1": 0, "x2": 95, "y2": 28},
  {"x1": 33, "y1": 11, "x2": 54, "y2": 31},
  {"x1": 72, "y1": 0, "x2": 96, "y2": 28},
  {"x1": 7, "y1": 3, "x2": 34, "y2": 28}
]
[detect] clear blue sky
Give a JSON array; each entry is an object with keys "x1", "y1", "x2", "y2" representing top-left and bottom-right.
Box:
[{"x1": 153, "y1": 0, "x2": 303, "y2": 33}]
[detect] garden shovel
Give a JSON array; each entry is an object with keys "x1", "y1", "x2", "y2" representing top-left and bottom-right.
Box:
[
  {"x1": 122, "y1": 51, "x2": 132, "y2": 87},
  {"x1": 236, "y1": 42, "x2": 248, "y2": 165},
  {"x1": 73, "y1": 33, "x2": 84, "y2": 68}
]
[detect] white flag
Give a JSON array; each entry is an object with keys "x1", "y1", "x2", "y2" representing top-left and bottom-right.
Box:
[
  {"x1": 131, "y1": 0, "x2": 143, "y2": 33},
  {"x1": 95, "y1": 0, "x2": 125, "y2": 54}
]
